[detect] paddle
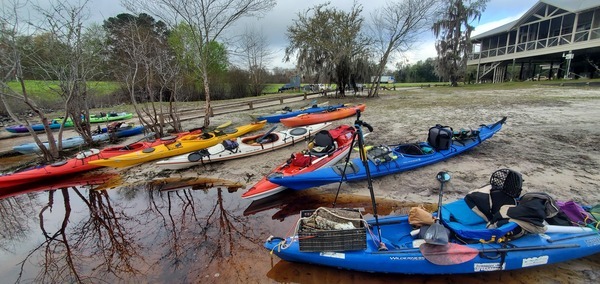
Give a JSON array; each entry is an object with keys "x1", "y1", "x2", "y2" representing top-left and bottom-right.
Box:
[
  {"x1": 299, "y1": 99, "x2": 319, "y2": 110},
  {"x1": 423, "y1": 171, "x2": 451, "y2": 245},
  {"x1": 141, "y1": 132, "x2": 157, "y2": 141},
  {"x1": 257, "y1": 126, "x2": 277, "y2": 144},
  {"x1": 210, "y1": 120, "x2": 234, "y2": 136},
  {"x1": 214, "y1": 120, "x2": 232, "y2": 130},
  {"x1": 419, "y1": 242, "x2": 579, "y2": 266}
]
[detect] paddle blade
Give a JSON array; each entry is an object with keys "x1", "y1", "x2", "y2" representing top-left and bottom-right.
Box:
[
  {"x1": 216, "y1": 121, "x2": 232, "y2": 129},
  {"x1": 424, "y1": 222, "x2": 450, "y2": 245},
  {"x1": 257, "y1": 126, "x2": 277, "y2": 143},
  {"x1": 419, "y1": 243, "x2": 478, "y2": 265}
]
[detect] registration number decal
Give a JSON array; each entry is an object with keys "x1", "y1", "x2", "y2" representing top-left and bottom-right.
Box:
[
  {"x1": 320, "y1": 252, "x2": 345, "y2": 259},
  {"x1": 522, "y1": 255, "x2": 549, "y2": 267},
  {"x1": 474, "y1": 263, "x2": 505, "y2": 272}
]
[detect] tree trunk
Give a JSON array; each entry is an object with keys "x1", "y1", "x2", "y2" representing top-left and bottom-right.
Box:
[{"x1": 202, "y1": 63, "x2": 212, "y2": 128}]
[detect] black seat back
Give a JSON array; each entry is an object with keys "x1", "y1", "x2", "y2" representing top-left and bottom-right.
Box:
[{"x1": 309, "y1": 130, "x2": 335, "y2": 156}]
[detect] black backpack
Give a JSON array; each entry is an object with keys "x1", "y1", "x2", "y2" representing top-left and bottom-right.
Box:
[{"x1": 427, "y1": 124, "x2": 452, "y2": 150}]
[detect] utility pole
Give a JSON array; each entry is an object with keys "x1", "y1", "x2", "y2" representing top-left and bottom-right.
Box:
[{"x1": 563, "y1": 51, "x2": 574, "y2": 79}]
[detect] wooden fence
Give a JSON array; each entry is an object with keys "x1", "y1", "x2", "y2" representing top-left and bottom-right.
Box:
[{"x1": 159, "y1": 91, "x2": 328, "y2": 125}]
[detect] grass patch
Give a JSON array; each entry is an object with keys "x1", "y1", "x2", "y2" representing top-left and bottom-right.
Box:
[
  {"x1": 263, "y1": 84, "x2": 281, "y2": 94},
  {"x1": 6, "y1": 80, "x2": 121, "y2": 100}
]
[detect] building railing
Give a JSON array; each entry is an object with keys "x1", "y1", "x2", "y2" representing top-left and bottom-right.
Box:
[{"x1": 469, "y1": 29, "x2": 600, "y2": 60}]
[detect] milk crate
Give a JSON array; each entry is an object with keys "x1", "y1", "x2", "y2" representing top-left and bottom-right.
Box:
[{"x1": 298, "y1": 208, "x2": 367, "y2": 252}]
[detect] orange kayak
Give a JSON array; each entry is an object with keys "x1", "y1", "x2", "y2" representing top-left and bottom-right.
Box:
[{"x1": 279, "y1": 104, "x2": 366, "y2": 127}]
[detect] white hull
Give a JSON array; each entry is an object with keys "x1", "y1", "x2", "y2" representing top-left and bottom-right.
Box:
[{"x1": 155, "y1": 123, "x2": 331, "y2": 170}]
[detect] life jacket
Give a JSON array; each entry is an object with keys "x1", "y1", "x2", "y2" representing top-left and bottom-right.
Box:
[
  {"x1": 222, "y1": 139, "x2": 239, "y2": 151},
  {"x1": 291, "y1": 153, "x2": 312, "y2": 167}
]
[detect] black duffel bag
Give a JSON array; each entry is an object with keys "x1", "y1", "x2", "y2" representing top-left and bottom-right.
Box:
[{"x1": 427, "y1": 124, "x2": 452, "y2": 150}]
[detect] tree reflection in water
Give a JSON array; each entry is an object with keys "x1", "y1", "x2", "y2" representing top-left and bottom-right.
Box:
[
  {"x1": 13, "y1": 184, "x2": 143, "y2": 283},
  {"x1": 2, "y1": 176, "x2": 270, "y2": 282},
  {"x1": 72, "y1": 188, "x2": 142, "y2": 277},
  {"x1": 0, "y1": 192, "x2": 41, "y2": 253},
  {"x1": 140, "y1": 177, "x2": 262, "y2": 281}
]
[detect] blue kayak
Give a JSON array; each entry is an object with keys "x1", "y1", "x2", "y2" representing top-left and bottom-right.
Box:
[
  {"x1": 13, "y1": 133, "x2": 110, "y2": 154},
  {"x1": 269, "y1": 117, "x2": 507, "y2": 190},
  {"x1": 256, "y1": 103, "x2": 345, "y2": 123},
  {"x1": 12, "y1": 125, "x2": 144, "y2": 154},
  {"x1": 5, "y1": 119, "x2": 74, "y2": 133},
  {"x1": 264, "y1": 198, "x2": 600, "y2": 274}
]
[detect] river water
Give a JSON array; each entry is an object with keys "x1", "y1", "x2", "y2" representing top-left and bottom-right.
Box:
[{"x1": 0, "y1": 176, "x2": 598, "y2": 283}]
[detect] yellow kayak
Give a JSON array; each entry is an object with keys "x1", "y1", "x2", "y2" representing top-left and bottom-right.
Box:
[{"x1": 89, "y1": 120, "x2": 266, "y2": 168}]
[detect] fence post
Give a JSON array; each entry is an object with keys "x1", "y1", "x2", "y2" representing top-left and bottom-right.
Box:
[{"x1": 248, "y1": 101, "x2": 253, "y2": 110}]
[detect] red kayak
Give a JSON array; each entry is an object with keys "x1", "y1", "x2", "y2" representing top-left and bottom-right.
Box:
[
  {"x1": 279, "y1": 104, "x2": 366, "y2": 127},
  {"x1": 241, "y1": 125, "x2": 356, "y2": 200},
  {"x1": 0, "y1": 130, "x2": 201, "y2": 190}
]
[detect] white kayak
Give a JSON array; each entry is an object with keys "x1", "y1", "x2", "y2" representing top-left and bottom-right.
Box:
[{"x1": 155, "y1": 122, "x2": 331, "y2": 170}]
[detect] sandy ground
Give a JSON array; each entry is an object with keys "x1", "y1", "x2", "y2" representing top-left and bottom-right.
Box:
[
  {"x1": 2, "y1": 86, "x2": 600, "y2": 206},
  {"x1": 116, "y1": 85, "x2": 600, "y2": 207}
]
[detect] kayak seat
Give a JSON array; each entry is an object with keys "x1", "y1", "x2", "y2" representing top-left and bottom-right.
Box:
[
  {"x1": 395, "y1": 142, "x2": 434, "y2": 155},
  {"x1": 441, "y1": 199, "x2": 518, "y2": 242},
  {"x1": 367, "y1": 145, "x2": 397, "y2": 165},
  {"x1": 396, "y1": 143, "x2": 424, "y2": 155},
  {"x1": 309, "y1": 130, "x2": 336, "y2": 157}
]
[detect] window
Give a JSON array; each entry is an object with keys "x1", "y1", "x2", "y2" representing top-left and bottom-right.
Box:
[
  {"x1": 550, "y1": 17, "x2": 562, "y2": 37},
  {"x1": 577, "y1": 11, "x2": 593, "y2": 32},
  {"x1": 561, "y1": 14, "x2": 575, "y2": 35},
  {"x1": 593, "y1": 9, "x2": 600, "y2": 29},
  {"x1": 538, "y1": 19, "x2": 550, "y2": 39}
]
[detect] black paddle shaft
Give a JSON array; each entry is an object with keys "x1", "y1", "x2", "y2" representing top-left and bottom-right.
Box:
[
  {"x1": 436, "y1": 180, "x2": 445, "y2": 221},
  {"x1": 434, "y1": 171, "x2": 450, "y2": 221},
  {"x1": 354, "y1": 110, "x2": 384, "y2": 249}
]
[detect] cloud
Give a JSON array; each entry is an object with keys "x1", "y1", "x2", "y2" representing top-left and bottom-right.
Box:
[{"x1": 78, "y1": 0, "x2": 540, "y2": 70}]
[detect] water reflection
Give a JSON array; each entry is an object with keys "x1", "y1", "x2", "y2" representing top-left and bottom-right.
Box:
[
  {"x1": 0, "y1": 190, "x2": 40, "y2": 255},
  {"x1": 244, "y1": 189, "x2": 437, "y2": 221},
  {"x1": 0, "y1": 177, "x2": 598, "y2": 283},
  {"x1": 0, "y1": 173, "x2": 120, "y2": 200}
]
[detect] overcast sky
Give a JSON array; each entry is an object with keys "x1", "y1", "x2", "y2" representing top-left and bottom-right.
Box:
[{"x1": 83, "y1": 0, "x2": 539, "y2": 69}]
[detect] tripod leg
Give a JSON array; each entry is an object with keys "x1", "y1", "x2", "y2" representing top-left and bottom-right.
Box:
[{"x1": 332, "y1": 129, "x2": 358, "y2": 207}]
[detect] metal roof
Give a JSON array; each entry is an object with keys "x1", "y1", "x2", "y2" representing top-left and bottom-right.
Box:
[
  {"x1": 542, "y1": 0, "x2": 599, "y2": 12},
  {"x1": 471, "y1": 0, "x2": 599, "y2": 40}
]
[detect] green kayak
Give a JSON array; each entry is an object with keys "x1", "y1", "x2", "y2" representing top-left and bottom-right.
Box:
[{"x1": 56, "y1": 112, "x2": 133, "y2": 124}]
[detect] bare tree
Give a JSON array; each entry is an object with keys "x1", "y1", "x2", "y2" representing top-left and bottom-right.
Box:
[
  {"x1": 34, "y1": 0, "x2": 105, "y2": 146},
  {"x1": 104, "y1": 13, "x2": 176, "y2": 136},
  {"x1": 123, "y1": 0, "x2": 276, "y2": 128},
  {"x1": 368, "y1": 0, "x2": 442, "y2": 97},
  {"x1": 0, "y1": 0, "x2": 61, "y2": 161},
  {"x1": 236, "y1": 27, "x2": 274, "y2": 96}
]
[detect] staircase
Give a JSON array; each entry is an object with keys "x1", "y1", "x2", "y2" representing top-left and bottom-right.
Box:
[{"x1": 478, "y1": 61, "x2": 504, "y2": 83}]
